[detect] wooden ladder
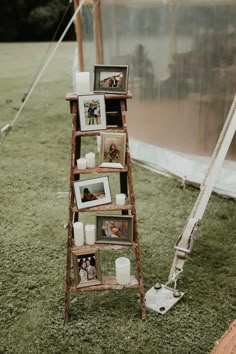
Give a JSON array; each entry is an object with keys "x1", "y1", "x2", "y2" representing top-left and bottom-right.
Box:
[{"x1": 64, "y1": 92, "x2": 146, "y2": 322}]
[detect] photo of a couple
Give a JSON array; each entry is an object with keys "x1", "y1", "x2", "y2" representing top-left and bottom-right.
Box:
[
  {"x1": 96, "y1": 215, "x2": 133, "y2": 245},
  {"x1": 86, "y1": 100, "x2": 101, "y2": 125},
  {"x1": 73, "y1": 250, "x2": 102, "y2": 288},
  {"x1": 93, "y1": 65, "x2": 128, "y2": 94},
  {"x1": 78, "y1": 94, "x2": 106, "y2": 132},
  {"x1": 77, "y1": 255, "x2": 97, "y2": 283},
  {"x1": 99, "y1": 72, "x2": 123, "y2": 89},
  {"x1": 102, "y1": 220, "x2": 128, "y2": 239},
  {"x1": 79, "y1": 183, "x2": 105, "y2": 203}
]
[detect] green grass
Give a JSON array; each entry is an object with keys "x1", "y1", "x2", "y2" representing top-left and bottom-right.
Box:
[{"x1": 0, "y1": 42, "x2": 235, "y2": 354}]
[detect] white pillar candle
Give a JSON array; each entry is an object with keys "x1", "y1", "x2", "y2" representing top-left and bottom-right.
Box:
[
  {"x1": 85, "y1": 224, "x2": 96, "y2": 245},
  {"x1": 85, "y1": 152, "x2": 96, "y2": 168},
  {"x1": 116, "y1": 193, "x2": 126, "y2": 206},
  {"x1": 75, "y1": 72, "x2": 90, "y2": 95},
  {"x1": 115, "y1": 257, "x2": 130, "y2": 285},
  {"x1": 77, "y1": 158, "x2": 87, "y2": 170},
  {"x1": 73, "y1": 222, "x2": 84, "y2": 246}
]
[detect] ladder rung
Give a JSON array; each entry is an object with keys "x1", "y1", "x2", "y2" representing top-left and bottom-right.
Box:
[
  {"x1": 75, "y1": 128, "x2": 125, "y2": 137},
  {"x1": 74, "y1": 166, "x2": 128, "y2": 174},
  {"x1": 71, "y1": 243, "x2": 137, "y2": 251},
  {"x1": 72, "y1": 201, "x2": 133, "y2": 213}
]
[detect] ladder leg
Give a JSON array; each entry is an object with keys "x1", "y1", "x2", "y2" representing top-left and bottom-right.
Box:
[
  {"x1": 120, "y1": 97, "x2": 146, "y2": 319},
  {"x1": 64, "y1": 231, "x2": 72, "y2": 323},
  {"x1": 135, "y1": 245, "x2": 146, "y2": 320},
  {"x1": 64, "y1": 286, "x2": 70, "y2": 323}
]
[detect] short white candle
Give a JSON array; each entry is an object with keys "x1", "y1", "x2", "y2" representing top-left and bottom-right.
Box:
[
  {"x1": 75, "y1": 72, "x2": 90, "y2": 95},
  {"x1": 73, "y1": 222, "x2": 84, "y2": 246},
  {"x1": 115, "y1": 257, "x2": 130, "y2": 285},
  {"x1": 77, "y1": 158, "x2": 87, "y2": 170},
  {"x1": 116, "y1": 193, "x2": 126, "y2": 206},
  {"x1": 85, "y1": 224, "x2": 96, "y2": 245},
  {"x1": 85, "y1": 152, "x2": 96, "y2": 168}
]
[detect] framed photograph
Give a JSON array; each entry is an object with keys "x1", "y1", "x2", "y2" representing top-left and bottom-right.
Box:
[
  {"x1": 99, "y1": 132, "x2": 126, "y2": 168},
  {"x1": 96, "y1": 214, "x2": 133, "y2": 245},
  {"x1": 78, "y1": 94, "x2": 106, "y2": 131},
  {"x1": 72, "y1": 249, "x2": 102, "y2": 288},
  {"x1": 74, "y1": 176, "x2": 112, "y2": 209},
  {"x1": 93, "y1": 65, "x2": 129, "y2": 94}
]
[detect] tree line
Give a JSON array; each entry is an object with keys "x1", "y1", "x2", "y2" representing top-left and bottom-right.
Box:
[
  {"x1": 1, "y1": 1, "x2": 236, "y2": 42},
  {"x1": 0, "y1": 0, "x2": 93, "y2": 42}
]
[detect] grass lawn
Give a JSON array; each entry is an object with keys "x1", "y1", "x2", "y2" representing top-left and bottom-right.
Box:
[{"x1": 0, "y1": 42, "x2": 235, "y2": 354}]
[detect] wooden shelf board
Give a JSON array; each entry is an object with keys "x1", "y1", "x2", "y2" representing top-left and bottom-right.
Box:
[
  {"x1": 75, "y1": 128, "x2": 125, "y2": 137},
  {"x1": 71, "y1": 243, "x2": 136, "y2": 252},
  {"x1": 74, "y1": 166, "x2": 128, "y2": 174},
  {"x1": 66, "y1": 92, "x2": 132, "y2": 101},
  {"x1": 70, "y1": 275, "x2": 139, "y2": 292},
  {"x1": 72, "y1": 199, "x2": 132, "y2": 212}
]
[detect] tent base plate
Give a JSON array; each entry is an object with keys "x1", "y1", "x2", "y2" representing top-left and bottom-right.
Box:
[{"x1": 145, "y1": 285, "x2": 184, "y2": 314}]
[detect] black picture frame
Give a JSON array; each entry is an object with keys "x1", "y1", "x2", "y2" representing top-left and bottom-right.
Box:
[
  {"x1": 96, "y1": 214, "x2": 133, "y2": 245},
  {"x1": 93, "y1": 65, "x2": 129, "y2": 94}
]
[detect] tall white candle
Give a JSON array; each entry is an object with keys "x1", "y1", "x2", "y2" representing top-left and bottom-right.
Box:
[
  {"x1": 85, "y1": 152, "x2": 96, "y2": 168},
  {"x1": 85, "y1": 224, "x2": 96, "y2": 245},
  {"x1": 73, "y1": 222, "x2": 84, "y2": 246},
  {"x1": 116, "y1": 193, "x2": 126, "y2": 206},
  {"x1": 75, "y1": 72, "x2": 90, "y2": 95},
  {"x1": 77, "y1": 158, "x2": 86, "y2": 170},
  {"x1": 115, "y1": 257, "x2": 130, "y2": 285}
]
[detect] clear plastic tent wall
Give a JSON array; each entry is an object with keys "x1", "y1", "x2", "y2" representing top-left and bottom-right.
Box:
[{"x1": 78, "y1": 0, "x2": 236, "y2": 197}]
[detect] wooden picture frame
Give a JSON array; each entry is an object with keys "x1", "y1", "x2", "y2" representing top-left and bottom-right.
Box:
[
  {"x1": 99, "y1": 132, "x2": 126, "y2": 168},
  {"x1": 74, "y1": 176, "x2": 112, "y2": 209},
  {"x1": 78, "y1": 94, "x2": 106, "y2": 131},
  {"x1": 72, "y1": 249, "x2": 102, "y2": 288},
  {"x1": 96, "y1": 214, "x2": 133, "y2": 245},
  {"x1": 93, "y1": 65, "x2": 129, "y2": 94}
]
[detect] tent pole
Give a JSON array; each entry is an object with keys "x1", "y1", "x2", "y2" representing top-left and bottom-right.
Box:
[
  {"x1": 74, "y1": 0, "x2": 84, "y2": 71},
  {"x1": 94, "y1": 0, "x2": 104, "y2": 64},
  {"x1": 169, "y1": 0, "x2": 177, "y2": 64}
]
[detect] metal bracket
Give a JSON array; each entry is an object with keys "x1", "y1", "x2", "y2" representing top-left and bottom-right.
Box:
[
  {"x1": 175, "y1": 217, "x2": 198, "y2": 253},
  {"x1": 145, "y1": 284, "x2": 184, "y2": 314}
]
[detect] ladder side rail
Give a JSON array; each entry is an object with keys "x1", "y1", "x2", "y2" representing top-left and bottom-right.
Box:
[
  {"x1": 64, "y1": 109, "x2": 77, "y2": 323},
  {"x1": 120, "y1": 100, "x2": 146, "y2": 320},
  {"x1": 119, "y1": 99, "x2": 129, "y2": 215}
]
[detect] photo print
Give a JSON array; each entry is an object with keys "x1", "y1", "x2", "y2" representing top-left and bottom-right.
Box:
[
  {"x1": 99, "y1": 132, "x2": 126, "y2": 168},
  {"x1": 78, "y1": 94, "x2": 106, "y2": 131},
  {"x1": 74, "y1": 176, "x2": 112, "y2": 209}
]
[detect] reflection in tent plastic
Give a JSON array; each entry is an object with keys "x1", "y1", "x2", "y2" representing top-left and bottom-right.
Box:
[{"x1": 76, "y1": 1, "x2": 236, "y2": 197}]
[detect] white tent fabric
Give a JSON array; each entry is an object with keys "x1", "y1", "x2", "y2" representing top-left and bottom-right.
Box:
[{"x1": 130, "y1": 138, "x2": 236, "y2": 198}]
